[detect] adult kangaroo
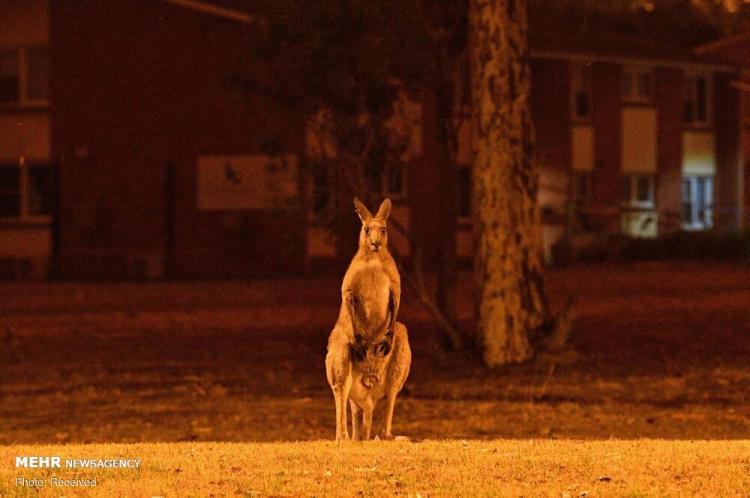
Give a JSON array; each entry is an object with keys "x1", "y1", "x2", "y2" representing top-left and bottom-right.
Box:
[{"x1": 325, "y1": 197, "x2": 410, "y2": 441}]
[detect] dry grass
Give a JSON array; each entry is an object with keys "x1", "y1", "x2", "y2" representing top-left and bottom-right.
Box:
[
  {"x1": 1, "y1": 265, "x2": 750, "y2": 496},
  {"x1": 1, "y1": 440, "x2": 749, "y2": 497}
]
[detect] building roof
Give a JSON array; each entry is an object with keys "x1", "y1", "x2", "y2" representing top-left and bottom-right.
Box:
[
  {"x1": 693, "y1": 31, "x2": 750, "y2": 67},
  {"x1": 529, "y1": 4, "x2": 744, "y2": 69}
]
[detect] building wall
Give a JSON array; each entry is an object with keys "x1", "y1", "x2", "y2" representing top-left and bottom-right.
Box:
[
  {"x1": 591, "y1": 63, "x2": 623, "y2": 231},
  {"x1": 40, "y1": 0, "x2": 748, "y2": 278},
  {"x1": 0, "y1": 0, "x2": 52, "y2": 279},
  {"x1": 655, "y1": 67, "x2": 684, "y2": 233},
  {"x1": 713, "y1": 71, "x2": 744, "y2": 230},
  {"x1": 50, "y1": 0, "x2": 305, "y2": 279},
  {"x1": 0, "y1": 0, "x2": 48, "y2": 46},
  {"x1": 406, "y1": 89, "x2": 444, "y2": 270},
  {"x1": 531, "y1": 58, "x2": 571, "y2": 260}
]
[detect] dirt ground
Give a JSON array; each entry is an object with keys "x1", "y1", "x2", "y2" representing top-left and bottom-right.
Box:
[{"x1": 1, "y1": 263, "x2": 749, "y2": 444}]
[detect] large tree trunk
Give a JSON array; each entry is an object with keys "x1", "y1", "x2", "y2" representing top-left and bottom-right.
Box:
[{"x1": 469, "y1": 0, "x2": 550, "y2": 366}]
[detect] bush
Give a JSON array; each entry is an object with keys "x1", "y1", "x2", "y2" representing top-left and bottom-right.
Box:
[
  {"x1": 624, "y1": 230, "x2": 750, "y2": 262},
  {"x1": 552, "y1": 230, "x2": 750, "y2": 264}
]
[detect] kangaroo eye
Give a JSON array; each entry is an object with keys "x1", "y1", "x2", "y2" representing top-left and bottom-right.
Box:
[
  {"x1": 378, "y1": 341, "x2": 391, "y2": 356},
  {"x1": 380, "y1": 228, "x2": 386, "y2": 234},
  {"x1": 364, "y1": 227, "x2": 370, "y2": 235}
]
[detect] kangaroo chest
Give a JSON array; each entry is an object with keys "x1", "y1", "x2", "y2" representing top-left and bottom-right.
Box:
[{"x1": 344, "y1": 264, "x2": 392, "y2": 327}]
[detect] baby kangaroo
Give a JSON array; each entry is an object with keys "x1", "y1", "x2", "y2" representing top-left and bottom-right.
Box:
[{"x1": 325, "y1": 197, "x2": 411, "y2": 441}]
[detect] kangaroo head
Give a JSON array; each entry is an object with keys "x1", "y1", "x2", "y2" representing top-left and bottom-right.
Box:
[{"x1": 354, "y1": 197, "x2": 391, "y2": 253}]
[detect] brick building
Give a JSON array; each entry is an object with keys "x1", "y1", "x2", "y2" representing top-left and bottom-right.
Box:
[{"x1": 1, "y1": 0, "x2": 748, "y2": 279}]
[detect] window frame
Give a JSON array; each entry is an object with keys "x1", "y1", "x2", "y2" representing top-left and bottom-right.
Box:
[
  {"x1": 382, "y1": 163, "x2": 408, "y2": 200},
  {"x1": 0, "y1": 45, "x2": 50, "y2": 109},
  {"x1": 683, "y1": 72, "x2": 712, "y2": 129},
  {"x1": 571, "y1": 62, "x2": 593, "y2": 123},
  {"x1": 0, "y1": 158, "x2": 53, "y2": 223},
  {"x1": 682, "y1": 174, "x2": 713, "y2": 231},
  {"x1": 621, "y1": 66, "x2": 654, "y2": 104},
  {"x1": 365, "y1": 160, "x2": 408, "y2": 201},
  {"x1": 621, "y1": 174, "x2": 655, "y2": 209}
]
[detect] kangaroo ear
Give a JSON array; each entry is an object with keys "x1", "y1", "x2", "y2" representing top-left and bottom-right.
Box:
[
  {"x1": 375, "y1": 198, "x2": 392, "y2": 221},
  {"x1": 353, "y1": 197, "x2": 373, "y2": 223}
]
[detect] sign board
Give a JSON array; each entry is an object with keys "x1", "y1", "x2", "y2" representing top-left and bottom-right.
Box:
[{"x1": 197, "y1": 154, "x2": 298, "y2": 211}]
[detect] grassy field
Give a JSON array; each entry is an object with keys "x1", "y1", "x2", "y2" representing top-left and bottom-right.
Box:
[
  {"x1": 2, "y1": 440, "x2": 749, "y2": 497},
  {"x1": 1, "y1": 264, "x2": 749, "y2": 495},
  {"x1": 2, "y1": 264, "x2": 749, "y2": 443}
]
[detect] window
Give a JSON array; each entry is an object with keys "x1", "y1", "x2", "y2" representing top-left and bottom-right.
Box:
[
  {"x1": 371, "y1": 164, "x2": 407, "y2": 198},
  {"x1": 458, "y1": 166, "x2": 471, "y2": 219},
  {"x1": 682, "y1": 175, "x2": 713, "y2": 230},
  {"x1": 572, "y1": 62, "x2": 592, "y2": 121},
  {"x1": 622, "y1": 67, "x2": 653, "y2": 103},
  {"x1": 0, "y1": 49, "x2": 19, "y2": 104},
  {"x1": 0, "y1": 160, "x2": 54, "y2": 220},
  {"x1": 309, "y1": 161, "x2": 330, "y2": 217},
  {"x1": 0, "y1": 46, "x2": 49, "y2": 107},
  {"x1": 365, "y1": 158, "x2": 407, "y2": 199},
  {"x1": 683, "y1": 74, "x2": 711, "y2": 127},
  {"x1": 0, "y1": 166, "x2": 20, "y2": 216},
  {"x1": 622, "y1": 175, "x2": 654, "y2": 208},
  {"x1": 572, "y1": 173, "x2": 592, "y2": 207},
  {"x1": 26, "y1": 46, "x2": 49, "y2": 101}
]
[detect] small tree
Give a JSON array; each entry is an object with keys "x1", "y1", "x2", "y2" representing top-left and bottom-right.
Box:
[{"x1": 236, "y1": 0, "x2": 466, "y2": 347}]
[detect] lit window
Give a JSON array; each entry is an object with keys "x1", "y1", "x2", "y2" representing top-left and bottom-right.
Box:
[
  {"x1": 622, "y1": 175, "x2": 654, "y2": 208},
  {"x1": 622, "y1": 67, "x2": 653, "y2": 103},
  {"x1": 682, "y1": 175, "x2": 713, "y2": 230},
  {"x1": 683, "y1": 74, "x2": 711, "y2": 127}
]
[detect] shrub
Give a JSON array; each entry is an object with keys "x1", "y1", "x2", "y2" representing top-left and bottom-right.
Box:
[{"x1": 552, "y1": 230, "x2": 750, "y2": 264}]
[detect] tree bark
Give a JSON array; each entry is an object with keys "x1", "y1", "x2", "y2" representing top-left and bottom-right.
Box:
[{"x1": 469, "y1": 0, "x2": 550, "y2": 366}]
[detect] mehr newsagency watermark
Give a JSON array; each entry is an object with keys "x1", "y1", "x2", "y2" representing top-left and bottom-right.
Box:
[{"x1": 14, "y1": 455, "x2": 141, "y2": 488}]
